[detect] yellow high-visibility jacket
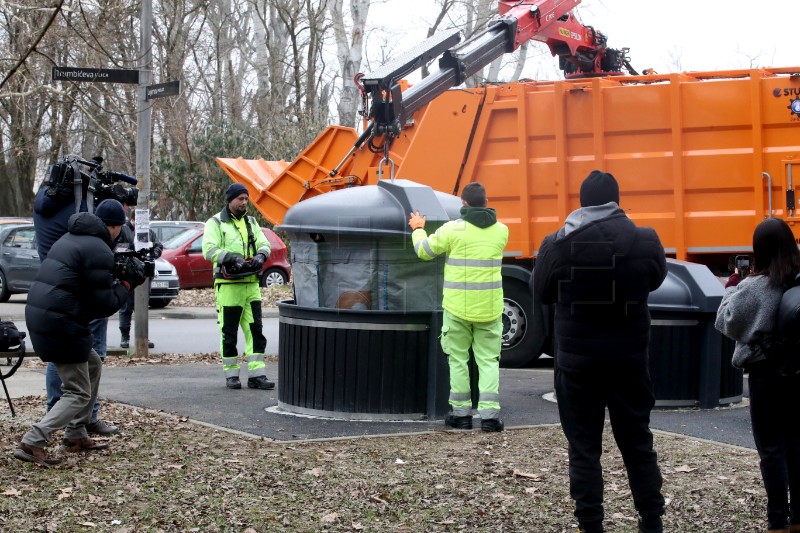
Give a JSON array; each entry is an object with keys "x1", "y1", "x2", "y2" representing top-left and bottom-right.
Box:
[
  {"x1": 202, "y1": 208, "x2": 270, "y2": 284},
  {"x1": 412, "y1": 207, "x2": 508, "y2": 322}
]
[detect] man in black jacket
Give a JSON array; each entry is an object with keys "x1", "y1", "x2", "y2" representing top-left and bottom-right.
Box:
[
  {"x1": 115, "y1": 208, "x2": 163, "y2": 349},
  {"x1": 532, "y1": 171, "x2": 667, "y2": 533},
  {"x1": 14, "y1": 200, "x2": 147, "y2": 467}
]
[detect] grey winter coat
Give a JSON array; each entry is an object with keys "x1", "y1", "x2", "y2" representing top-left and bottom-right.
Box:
[{"x1": 714, "y1": 274, "x2": 783, "y2": 368}]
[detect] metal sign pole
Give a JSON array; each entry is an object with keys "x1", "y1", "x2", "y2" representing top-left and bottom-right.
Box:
[{"x1": 133, "y1": 0, "x2": 152, "y2": 357}]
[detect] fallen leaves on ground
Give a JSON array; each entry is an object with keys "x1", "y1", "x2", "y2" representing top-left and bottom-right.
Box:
[
  {"x1": 0, "y1": 397, "x2": 765, "y2": 532},
  {"x1": 170, "y1": 286, "x2": 293, "y2": 308}
]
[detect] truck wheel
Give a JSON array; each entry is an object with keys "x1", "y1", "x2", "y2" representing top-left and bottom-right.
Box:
[{"x1": 500, "y1": 278, "x2": 546, "y2": 367}]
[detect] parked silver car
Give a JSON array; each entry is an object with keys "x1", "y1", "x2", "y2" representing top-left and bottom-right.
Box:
[
  {"x1": 149, "y1": 220, "x2": 204, "y2": 244},
  {"x1": 0, "y1": 222, "x2": 180, "y2": 307}
]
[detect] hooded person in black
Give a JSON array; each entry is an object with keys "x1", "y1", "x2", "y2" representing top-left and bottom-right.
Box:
[
  {"x1": 33, "y1": 179, "x2": 120, "y2": 435},
  {"x1": 15, "y1": 201, "x2": 147, "y2": 467},
  {"x1": 532, "y1": 170, "x2": 667, "y2": 533}
]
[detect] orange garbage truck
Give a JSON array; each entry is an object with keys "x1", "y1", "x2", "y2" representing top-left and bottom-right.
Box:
[{"x1": 218, "y1": 0, "x2": 800, "y2": 366}]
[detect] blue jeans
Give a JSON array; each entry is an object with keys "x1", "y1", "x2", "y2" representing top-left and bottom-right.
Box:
[{"x1": 46, "y1": 317, "x2": 108, "y2": 423}]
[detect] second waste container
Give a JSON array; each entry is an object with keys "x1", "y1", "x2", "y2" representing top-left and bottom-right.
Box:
[{"x1": 647, "y1": 260, "x2": 742, "y2": 408}]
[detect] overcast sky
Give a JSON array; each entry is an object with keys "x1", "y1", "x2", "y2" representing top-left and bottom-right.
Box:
[{"x1": 366, "y1": 0, "x2": 798, "y2": 80}]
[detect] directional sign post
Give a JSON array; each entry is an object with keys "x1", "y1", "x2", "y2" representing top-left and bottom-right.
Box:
[
  {"x1": 145, "y1": 80, "x2": 180, "y2": 100},
  {"x1": 52, "y1": 67, "x2": 140, "y2": 84}
]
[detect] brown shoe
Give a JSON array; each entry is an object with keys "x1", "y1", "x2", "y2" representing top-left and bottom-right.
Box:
[
  {"x1": 61, "y1": 437, "x2": 110, "y2": 453},
  {"x1": 13, "y1": 443, "x2": 62, "y2": 467}
]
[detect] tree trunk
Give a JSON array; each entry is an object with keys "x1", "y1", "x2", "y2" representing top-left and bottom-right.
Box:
[{"x1": 329, "y1": 0, "x2": 370, "y2": 127}]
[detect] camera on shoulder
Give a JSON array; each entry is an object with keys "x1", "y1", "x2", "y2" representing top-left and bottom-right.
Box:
[{"x1": 45, "y1": 154, "x2": 139, "y2": 206}]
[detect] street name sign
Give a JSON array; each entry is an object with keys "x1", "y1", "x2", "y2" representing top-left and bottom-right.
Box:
[
  {"x1": 145, "y1": 80, "x2": 180, "y2": 100},
  {"x1": 52, "y1": 67, "x2": 140, "y2": 84}
]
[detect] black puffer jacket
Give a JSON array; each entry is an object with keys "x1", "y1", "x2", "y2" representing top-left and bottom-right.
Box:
[
  {"x1": 532, "y1": 208, "x2": 667, "y2": 371},
  {"x1": 25, "y1": 212, "x2": 129, "y2": 363}
]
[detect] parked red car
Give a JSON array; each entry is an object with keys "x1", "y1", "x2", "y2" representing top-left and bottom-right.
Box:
[{"x1": 160, "y1": 226, "x2": 291, "y2": 289}]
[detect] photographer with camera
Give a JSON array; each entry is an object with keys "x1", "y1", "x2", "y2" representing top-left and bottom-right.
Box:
[
  {"x1": 15, "y1": 200, "x2": 147, "y2": 466},
  {"x1": 115, "y1": 208, "x2": 163, "y2": 349},
  {"x1": 202, "y1": 183, "x2": 274, "y2": 391},
  {"x1": 33, "y1": 155, "x2": 139, "y2": 436}
]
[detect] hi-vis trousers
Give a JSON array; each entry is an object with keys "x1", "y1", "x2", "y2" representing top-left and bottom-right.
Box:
[
  {"x1": 215, "y1": 281, "x2": 267, "y2": 378},
  {"x1": 439, "y1": 309, "x2": 502, "y2": 420}
]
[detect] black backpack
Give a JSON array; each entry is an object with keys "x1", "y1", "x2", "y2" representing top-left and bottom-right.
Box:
[
  {"x1": 769, "y1": 274, "x2": 800, "y2": 376},
  {"x1": 0, "y1": 320, "x2": 23, "y2": 352},
  {"x1": 0, "y1": 319, "x2": 26, "y2": 417}
]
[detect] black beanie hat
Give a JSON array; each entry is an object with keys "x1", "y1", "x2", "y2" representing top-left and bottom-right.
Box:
[
  {"x1": 94, "y1": 199, "x2": 126, "y2": 226},
  {"x1": 226, "y1": 183, "x2": 249, "y2": 203},
  {"x1": 579, "y1": 170, "x2": 620, "y2": 207}
]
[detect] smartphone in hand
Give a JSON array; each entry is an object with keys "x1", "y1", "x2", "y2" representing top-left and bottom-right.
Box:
[{"x1": 734, "y1": 255, "x2": 751, "y2": 278}]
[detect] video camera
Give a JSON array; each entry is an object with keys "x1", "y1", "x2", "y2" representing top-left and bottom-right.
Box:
[
  {"x1": 114, "y1": 248, "x2": 157, "y2": 280},
  {"x1": 44, "y1": 154, "x2": 138, "y2": 207}
]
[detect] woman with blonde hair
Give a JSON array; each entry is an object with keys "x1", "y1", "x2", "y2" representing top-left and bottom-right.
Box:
[{"x1": 716, "y1": 217, "x2": 800, "y2": 533}]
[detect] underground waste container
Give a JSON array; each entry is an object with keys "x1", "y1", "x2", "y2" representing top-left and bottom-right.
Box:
[
  {"x1": 647, "y1": 260, "x2": 742, "y2": 408},
  {"x1": 275, "y1": 179, "x2": 463, "y2": 420}
]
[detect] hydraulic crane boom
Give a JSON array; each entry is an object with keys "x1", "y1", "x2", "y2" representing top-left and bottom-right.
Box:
[{"x1": 357, "y1": 0, "x2": 635, "y2": 147}]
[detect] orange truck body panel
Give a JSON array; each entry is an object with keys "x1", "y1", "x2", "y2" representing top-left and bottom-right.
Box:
[{"x1": 219, "y1": 67, "x2": 800, "y2": 264}]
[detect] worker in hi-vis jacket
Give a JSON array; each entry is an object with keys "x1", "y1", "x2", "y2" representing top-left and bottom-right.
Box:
[
  {"x1": 408, "y1": 182, "x2": 509, "y2": 432},
  {"x1": 202, "y1": 183, "x2": 274, "y2": 391}
]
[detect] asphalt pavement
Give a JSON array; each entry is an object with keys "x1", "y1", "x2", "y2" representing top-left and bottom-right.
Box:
[{"x1": 0, "y1": 294, "x2": 755, "y2": 448}]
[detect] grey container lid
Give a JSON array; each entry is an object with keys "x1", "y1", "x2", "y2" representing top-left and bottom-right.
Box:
[
  {"x1": 649, "y1": 259, "x2": 726, "y2": 313},
  {"x1": 276, "y1": 179, "x2": 463, "y2": 238}
]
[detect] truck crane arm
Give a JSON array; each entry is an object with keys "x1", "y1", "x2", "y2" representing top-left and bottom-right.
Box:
[{"x1": 356, "y1": 0, "x2": 635, "y2": 150}]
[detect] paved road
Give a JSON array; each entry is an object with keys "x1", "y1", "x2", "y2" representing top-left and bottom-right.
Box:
[{"x1": 0, "y1": 293, "x2": 277, "y2": 355}]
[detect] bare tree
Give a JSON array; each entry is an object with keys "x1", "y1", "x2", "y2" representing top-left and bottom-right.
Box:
[
  {"x1": 329, "y1": 0, "x2": 370, "y2": 127},
  {"x1": 0, "y1": 1, "x2": 142, "y2": 215},
  {"x1": 420, "y1": 0, "x2": 457, "y2": 79},
  {"x1": 0, "y1": 0, "x2": 373, "y2": 218}
]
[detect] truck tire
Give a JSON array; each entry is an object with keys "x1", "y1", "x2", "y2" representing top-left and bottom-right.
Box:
[{"x1": 500, "y1": 278, "x2": 546, "y2": 367}]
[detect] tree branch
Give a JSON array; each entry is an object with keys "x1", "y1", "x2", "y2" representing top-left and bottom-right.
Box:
[{"x1": 0, "y1": 0, "x2": 65, "y2": 91}]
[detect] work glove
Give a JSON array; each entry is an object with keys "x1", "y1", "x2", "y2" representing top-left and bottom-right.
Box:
[
  {"x1": 249, "y1": 253, "x2": 267, "y2": 271},
  {"x1": 118, "y1": 256, "x2": 148, "y2": 291},
  {"x1": 408, "y1": 211, "x2": 427, "y2": 231},
  {"x1": 223, "y1": 253, "x2": 247, "y2": 273}
]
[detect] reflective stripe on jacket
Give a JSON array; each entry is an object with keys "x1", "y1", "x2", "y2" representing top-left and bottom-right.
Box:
[
  {"x1": 412, "y1": 219, "x2": 508, "y2": 322},
  {"x1": 202, "y1": 209, "x2": 271, "y2": 284}
]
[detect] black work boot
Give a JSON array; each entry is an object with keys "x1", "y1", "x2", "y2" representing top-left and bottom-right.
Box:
[
  {"x1": 444, "y1": 414, "x2": 473, "y2": 430},
  {"x1": 120, "y1": 329, "x2": 130, "y2": 349},
  {"x1": 481, "y1": 418, "x2": 505, "y2": 432},
  {"x1": 637, "y1": 515, "x2": 663, "y2": 533},
  {"x1": 226, "y1": 376, "x2": 242, "y2": 389},
  {"x1": 247, "y1": 376, "x2": 275, "y2": 390},
  {"x1": 578, "y1": 520, "x2": 605, "y2": 533}
]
